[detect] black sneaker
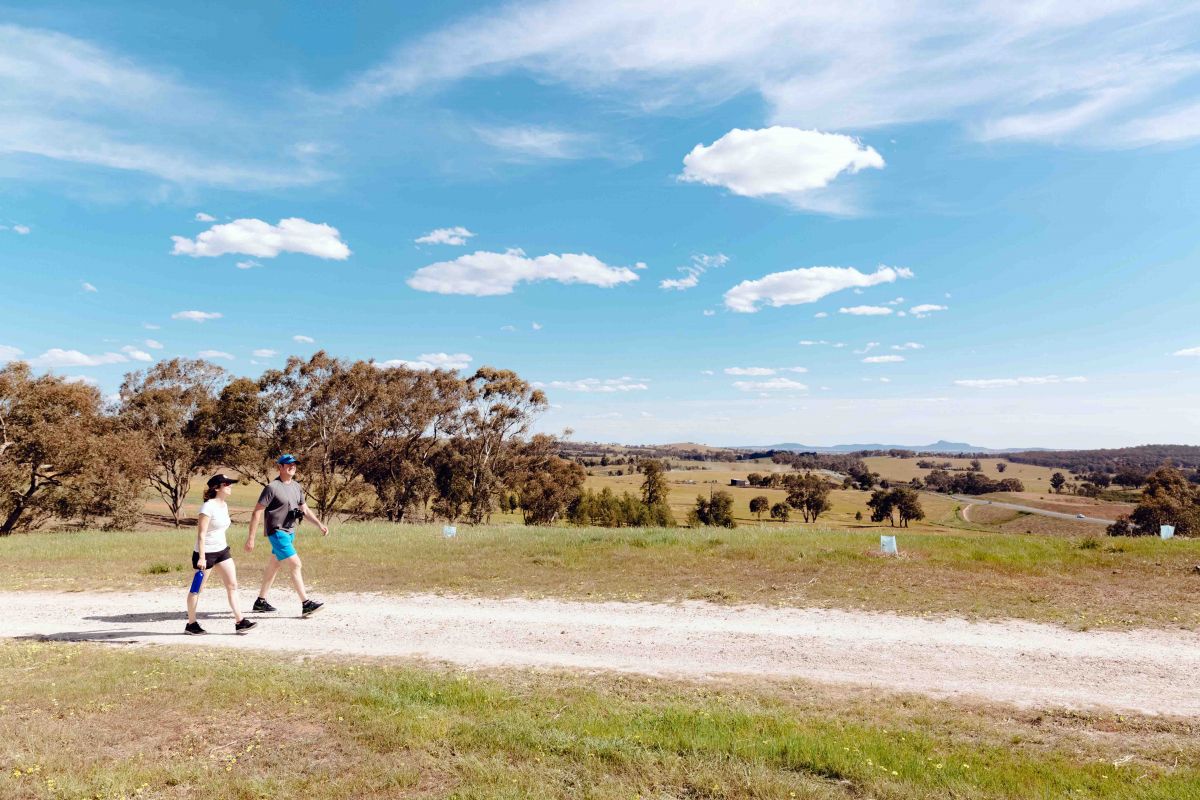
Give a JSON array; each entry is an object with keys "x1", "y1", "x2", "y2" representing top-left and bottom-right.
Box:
[
  {"x1": 235, "y1": 619, "x2": 258, "y2": 635},
  {"x1": 184, "y1": 622, "x2": 207, "y2": 635},
  {"x1": 301, "y1": 599, "x2": 324, "y2": 618},
  {"x1": 252, "y1": 597, "x2": 277, "y2": 613}
]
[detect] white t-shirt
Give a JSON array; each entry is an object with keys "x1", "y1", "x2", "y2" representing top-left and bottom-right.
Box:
[{"x1": 197, "y1": 499, "x2": 232, "y2": 553}]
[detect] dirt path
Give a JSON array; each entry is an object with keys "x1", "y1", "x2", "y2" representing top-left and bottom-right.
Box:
[{"x1": 3, "y1": 590, "x2": 1198, "y2": 716}]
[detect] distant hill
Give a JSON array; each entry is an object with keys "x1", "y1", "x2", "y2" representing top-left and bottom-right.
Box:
[
  {"x1": 1005, "y1": 444, "x2": 1200, "y2": 472},
  {"x1": 741, "y1": 440, "x2": 1041, "y2": 454}
]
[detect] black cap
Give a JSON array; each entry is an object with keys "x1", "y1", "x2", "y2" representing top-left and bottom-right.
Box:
[{"x1": 206, "y1": 473, "x2": 237, "y2": 489}]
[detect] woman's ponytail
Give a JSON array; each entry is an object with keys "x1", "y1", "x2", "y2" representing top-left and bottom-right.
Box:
[{"x1": 203, "y1": 486, "x2": 218, "y2": 501}]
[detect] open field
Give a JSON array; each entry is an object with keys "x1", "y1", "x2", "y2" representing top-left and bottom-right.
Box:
[
  {"x1": 981, "y1": 492, "x2": 1137, "y2": 519},
  {"x1": 864, "y1": 456, "x2": 1061, "y2": 488},
  {"x1": 2, "y1": 524, "x2": 1197, "y2": 630},
  {"x1": 2, "y1": 641, "x2": 1199, "y2": 800},
  {"x1": 585, "y1": 467, "x2": 967, "y2": 531}
]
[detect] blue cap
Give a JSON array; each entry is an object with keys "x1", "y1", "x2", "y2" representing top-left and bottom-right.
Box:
[{"x1": 276, "y1": 454, "x2": 298, "y2": 465}]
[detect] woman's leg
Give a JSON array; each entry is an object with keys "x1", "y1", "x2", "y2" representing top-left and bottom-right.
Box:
[
  {"x1": 211, "y1": 559, "x2": 243, "y2": 623},
  {"x1": 186, "y1": 566, "x2": 208, "y2": 624}
]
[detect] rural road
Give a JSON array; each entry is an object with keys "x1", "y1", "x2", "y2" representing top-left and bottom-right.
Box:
[
  {"x1": 3, "y1": 590, "x2": 1198, "y2": 717},
  {"x1": 947, "y1": 494, "x2": 1116, "y2": 525}
]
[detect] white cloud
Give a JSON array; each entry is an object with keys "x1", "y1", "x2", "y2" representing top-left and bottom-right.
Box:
[
  {"x1": 81, "y1": 281, "x2": 97, "y2": 293},
  {"x1": 28, "y1": 349, "x2": 127, "y2": 368},
  {"x1": 172, "y1": 310, "x2": 222, "y2": 323},
  {"x1": 798, "y1": 340, "x2": 827, "y2": 346},
  {"x1": 500, "y1": 325, "x2": 516, "y2": 332},
  {"x1": 198, "y1": 350, "x2": 234, "y2": 360},
  {"x1": 144, "y1": 339, "x2": 163, "y2": 349},
  {"x1": 725, "y1": 367, "x2": 776, "y2": 376},
  {"x1": 910, "y1": 304, "x2": 948, "y2": 318},
  {"x1": 12, "y1": 225, "x2": 30, "y2": 235},
  {"x1": 121, "y1": 345, "x2": 153, "y2": 362},
  {"x1": 782, "y1": 366, "x2": 808, "y2": 373},
  {"x1": 236, "y1": 259, "x2": 262, "y2": 270},
  {"x1": 885, "y1": 297, "x2": 905, "y2": 305},
  {"x1": 839, "y1": 305, "x2": 893, "y2": 316},
  {"x1": 863, "y1": 355, "x2": 904, "y2": 363},
  {"x1": 814, "y1": 311, "x2": 829, "y2": 318},
  {"x1": 680, "y1": 127, "x2": 883, "y2": 209},
  {"x1": 0, "y1": 345, "x2": 23, "y2": 362},
  {"x1": 343, "y1": 2, "x2": 1200, "y2": 148},
  {"x1": 853, "y1": 342, "x2": 880, "y2": 354},
  {"x1": 195, "y1": 212, "x2": 216, "y2": 222},
  {"x1": 253, "y1": 348, "x2": 278, "y2": 358},
  {"x1": 702, "y1": 309, "x2": 716, "y2": 316},
  {"x1": 733, "y1": 377, "x2": 808, "y2": 392},
  {"x1": 143, "y1": 323, "x2": 161, "y2": 330},
  {"x1": 1172, "y1": 346, "x2": 1200, "y2": 357},
  {"x1": 408, "y1": 248, "x2": 639, "y2": 296},
  {"x1": 63, "y1": 375, "x2": 98, "y2": 386},
  {"x1": 531, "y1": 322, "x2": 543, "y2": 330},
  {"x1": 416, "y1": 226, "x2": 476, "y2": 246},
  {"x1": 660, "y1": 253, "x2": 728, "y2": 291},
  {"x1": 724, "y1": 265, "x2": 911, "y2": 313},
  {"x1": 293, "y1": 335, "x2": 315, "y2": 344},
  {"x1": 892, "y1": 342, "x2": 924, "y2": 350},
  {"x1": 535, "y1": 376, "x2": 648, "y2": 393},
  {"x1": 701, "y1": 369, "x2": 715, "y2": 376},
  {"x1": 171, "y1": 218, "x2": 351, "y2": 260},
  {"x1": 379, "y1": 352, "x2": 473, "y2": 371},
  {"x1": 954, "y1": 375, "x2": 1088, "y2": 389}
]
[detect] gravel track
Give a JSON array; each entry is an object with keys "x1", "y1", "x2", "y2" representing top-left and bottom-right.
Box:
[{"x1": 3, "y1": 590, "x2": 1197, "y2": 716}]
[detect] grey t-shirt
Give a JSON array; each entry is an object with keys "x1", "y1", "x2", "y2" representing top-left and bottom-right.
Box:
[{"x1": 258, "y1": 479, "x2": 306, "y2": 534}]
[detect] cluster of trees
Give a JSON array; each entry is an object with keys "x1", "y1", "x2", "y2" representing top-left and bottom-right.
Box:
[
  {"x1": 1107, "y1": 465, "x2": 1198, "y2": 537},
  {"x1": 921, "y1": 469, "x2": 1024, "y2": 495},
  {"x1": 1006, "y1": 445, "x2": 1200, "y2": 473},
  {"x1": 566, "y1": 459, "x2": 675, "y2": 527},
  {"x1": 866, "y1": 487, "x2": 925, "y2": 527},
  {"x1": 1, "y1": 354, "x2": 591, "y2": 533}
]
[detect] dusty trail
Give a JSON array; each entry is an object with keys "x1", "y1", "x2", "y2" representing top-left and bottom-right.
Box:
[{"x1": 3, "y1": 590, "x2": 1197, "y2": 716}]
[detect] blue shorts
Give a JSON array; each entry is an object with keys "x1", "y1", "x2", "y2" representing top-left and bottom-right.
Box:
[{"x1": 267, "y1": 530, "x2": 297, "y2": 561}]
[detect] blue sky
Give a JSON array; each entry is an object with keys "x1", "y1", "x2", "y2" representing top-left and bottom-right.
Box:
[{"x1": 3, "y1": 1, "x2": 1200, "y2": 448}]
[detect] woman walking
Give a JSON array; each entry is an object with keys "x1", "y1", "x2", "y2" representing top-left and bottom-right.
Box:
[{"x1": 186, "y1": 474, "x2": 258, "y2": 635}]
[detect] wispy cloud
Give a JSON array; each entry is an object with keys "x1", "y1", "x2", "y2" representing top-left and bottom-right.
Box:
[
  {"x1": 840, "y1": 305, "x2": 892, "y2": 316},
  {"x1": 195, "y1": 212, "x2": 216, "y2": 222},
  {"x1": 378, "y1": 352, "x2": 473, "y2": 371},
  {"x1": 409, "y1": 248, "x2": 640, "y2": 296},
  {"x1": 660, "y1": 253, "x2": 728, "y2": 291},
  {"x1": 535, "y1": 376, "x2": 648, "y2": 393},
  {"x1": 144, "y1": 339, "x2": 163, "y2": 349},
  {"x1": 121, "y1": 345, "x2": 153, "y2": 362},
  {"x1": 28, "y1": 348, "x2": 127, "y2": 368},
  {"x1": 172, "y1": 310, "x2": 222, "y2": 323},
  {"x1": 732, "y1": 377, "x2": 808, "y2": 392},
  {"x1": 81, "y1": 281, "x2": 97, "y2": 293},
  {"x1": 955, "y1": 375, "x2": 1087, "y2": 389},
  {"x1": 1172, "y1": 346, "x2": 1200, "y2": 357},
  {"x1": 198, "y1": 350, "x2": 234, "y2": 360},
  {"x1": 0, "y1": 26, "x2": 330, "y2": 189},
  {"x1": 340, "y1": 1, "x2": 1200, "y2": 148},
  {"x1": 910, "y1": 304, "x2": 948, "y2": 318},
  {"x1": 725, "y1": 265, "x2": 912, "y2": 313},
  {"x1": 416, "y1": 226, "x2": 476, "y2": 246},
  {"x1": 293, "y1": 335, "x2": 314, "y2": 344},
  {"x1": 253, "y1": 348, "x2": 278, "y2": 358},
  {"x1": 863, "y1": 355, "x2": 904, "y2": 363}
]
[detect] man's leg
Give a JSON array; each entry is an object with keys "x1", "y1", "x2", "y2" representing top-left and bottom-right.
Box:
[
  {"x1": 281, "y1": 554, "x2": 308, "y2": 603},
  {"x1": 258, "y1": 554, "x2": 282, "y2": 600}
]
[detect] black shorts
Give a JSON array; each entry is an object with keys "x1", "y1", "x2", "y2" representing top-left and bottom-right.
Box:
[{"x1": 192, "y1": 547, "x2": 232, "y2": 570}]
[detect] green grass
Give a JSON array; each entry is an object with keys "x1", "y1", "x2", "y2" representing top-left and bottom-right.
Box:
[
  {"x1": 2, "y1": 523, "x2": 1198, "y2": 629},
  {"x1": 2, "y1": 641, "x2": 1198, "y2": 799}
]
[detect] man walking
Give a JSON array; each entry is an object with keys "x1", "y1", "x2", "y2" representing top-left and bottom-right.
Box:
[{"x1": 245, "y1": 454, "x2": 330, "y2": 617}]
